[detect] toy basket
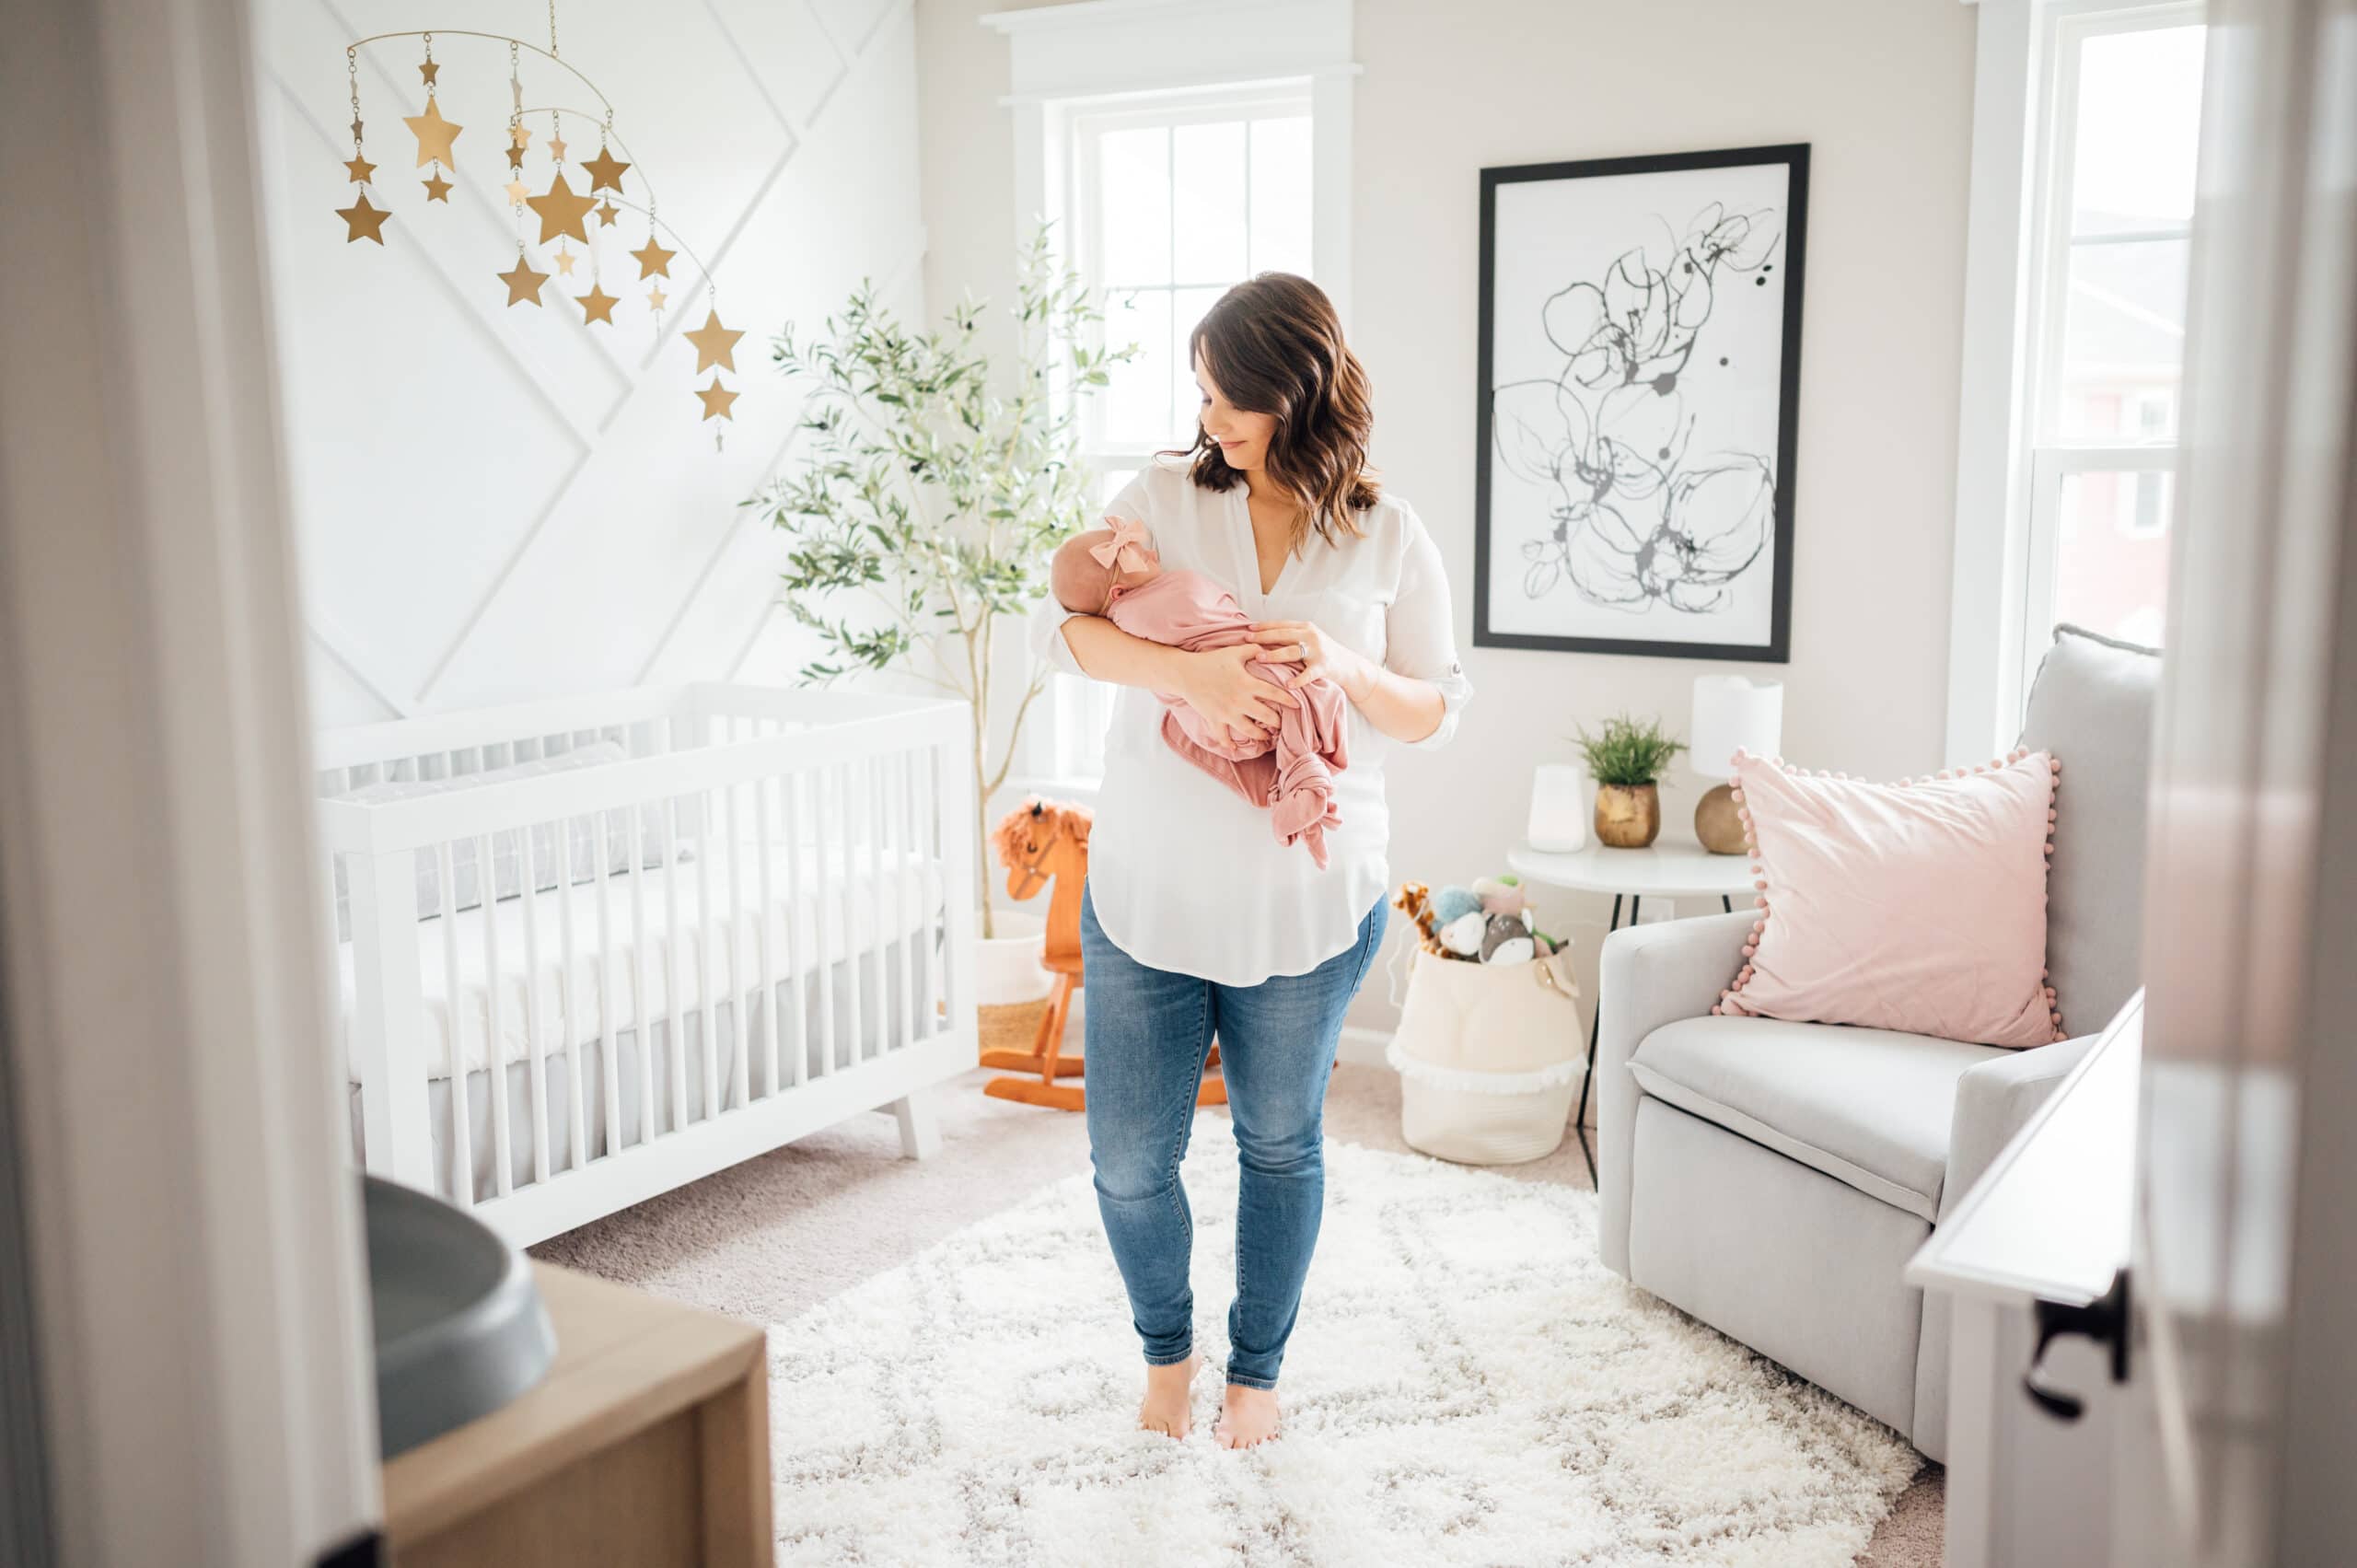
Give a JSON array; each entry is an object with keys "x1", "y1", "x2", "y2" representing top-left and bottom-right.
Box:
[{"x1": 1386, "y1": 943, "x2": 1585, "y2": 1165}]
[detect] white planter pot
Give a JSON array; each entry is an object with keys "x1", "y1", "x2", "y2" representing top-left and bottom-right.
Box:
[{"x1": 975, "y1": 908, "x2": 1051, "y2": 1005}]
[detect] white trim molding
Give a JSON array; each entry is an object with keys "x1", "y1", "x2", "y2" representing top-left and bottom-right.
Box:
[{"x1": 981, "y1": 0, "x2": 1355, "y2": 327}]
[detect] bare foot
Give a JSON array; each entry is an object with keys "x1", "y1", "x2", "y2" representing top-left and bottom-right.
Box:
[
  {"x1": 1213, "y1": 1382, "x2": 1281, "y2": 1449},
  {"x1": 1138, "y1": 1354, "x2": 1200, "y2": 1439}
]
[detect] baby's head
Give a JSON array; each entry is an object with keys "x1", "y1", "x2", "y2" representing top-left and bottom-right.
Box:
[{"x1": 1052, "y1": 516, "x2": 1161, "y2": 614}]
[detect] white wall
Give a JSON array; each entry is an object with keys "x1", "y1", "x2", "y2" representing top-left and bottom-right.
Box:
[
  {"x1": 919, "y1": 0, "x2": 1980, "y2": 1028},
  {"x1": 255, "y1": 0, "x2": 928, "y2": 726}
]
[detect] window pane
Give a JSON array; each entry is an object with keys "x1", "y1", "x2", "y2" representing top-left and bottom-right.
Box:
[
  {"x1": 1096, "y1": 466, "x2": 1140, "y2": 510},
  {"x1": 1172, "y1": 121, "x2": 1247, "y2": 282},
  {"x1": 1098, "y1": 289, "x2": 1172, "y2": 446},
  {"x1": 1098, "y1": 126, "x2": 1171, "y2": 285},
  {"x1": 2071, "y1": 26, "x2": 2206, "y2": 235},
  {"x1": 2059, "y1": 237, "x2": 2190, "y2": 439},
  {"x1": 1171, "y1": 285, "x2": 1226, "y2": 436},
  {"x1": 1248, "y1": 116, "x2": 1314, "y2": 276},
  {"x1": 2052, "y1": 467, "x2": 2172, "y2": 647}
]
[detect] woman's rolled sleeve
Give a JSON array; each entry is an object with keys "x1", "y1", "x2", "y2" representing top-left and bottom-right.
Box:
[
  {"x1": 1028, "y1": 592, "x2": 1091, "y2": 681},
  {"x1": 1387, "y1": 506, "x2": 1473, "y2": 750}
]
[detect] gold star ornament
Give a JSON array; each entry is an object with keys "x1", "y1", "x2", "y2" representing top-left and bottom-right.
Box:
[
  {"x1": 506, "y1": 145, "x2": 527, "y2": 170},
  {"x1": 525, "y1": 169, "x2": 597, "y2": 244},
  {"x1": 594, "y1": 199, "x2": 620, "y2": 228},
  {"x1": 404, "y1": 96, "x2": 462, "y2": 168},
  {"x1": 696, "y1": 376, "x2": 738, "y2": 422},
  {"x1": 577, "y1": 285, "x2": 619, "y2": 325},
  {"x1": 336, "y1": 191, "x2": 390, "y2": 244},
  {"x1": 685, "y1": 309, "x2": 743, "y2": 372},
  {"x1": 423, "y1": 171, "x2": 453, "y2": 203},
  {"x1": 580, "y1": 146, "x2": 631, "y2": 193},
  {"x1": 552, "y1": 249, "x2": 577, "y2": 275},
  {"x1": 418, "y1": 58, "x2": 439, "y2": 87},
  {"x1": 344, "y1": 154, "x2": 376, "y2": 184},
  {"x1": 498, "y1": 259, "x2": 550, "y2": 307},
  {"x1": 509, "y1": 123, "x2": 533, "y2": 150},
  {"x1": 549, "y1": 135, "x2": 569, "y2": 162},
  {"x1": 646, "y1": 285, "x2": 668, "y2": 311},
  {"x1": 631, "y1": 238, "x2": 674, "y2": 278},
  {"x1": 504, "y1": 179, "x2": 529, "y2": 204}
]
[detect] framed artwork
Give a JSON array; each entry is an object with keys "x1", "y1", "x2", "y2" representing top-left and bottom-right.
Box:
[{"x1": 1474, "y1": 144, "x2": 1808, "y2": 662}]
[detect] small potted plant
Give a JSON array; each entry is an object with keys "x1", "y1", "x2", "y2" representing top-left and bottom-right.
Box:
[{"x1": 1573, "y1": 714, "x2": 1686, "y2": 849}]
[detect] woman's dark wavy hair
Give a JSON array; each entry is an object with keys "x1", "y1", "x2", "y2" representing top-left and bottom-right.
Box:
[{"x1": 1165, "y1": 273, "x2": 1379, "y2": 551}]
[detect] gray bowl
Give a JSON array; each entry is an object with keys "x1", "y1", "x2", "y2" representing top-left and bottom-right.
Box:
[{"x1": 364, "y1": 1177, "x2": 558, "y2": 1459}]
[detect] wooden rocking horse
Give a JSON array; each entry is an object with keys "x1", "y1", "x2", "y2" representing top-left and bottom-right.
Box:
[{"x1": 981, "y1": 796, "x2": 1226, "y2": 1110}]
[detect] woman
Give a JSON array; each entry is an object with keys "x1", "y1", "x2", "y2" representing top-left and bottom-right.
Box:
[{"x1": 1028, "y1": 273, "x2": 1470, "y2": 1448}]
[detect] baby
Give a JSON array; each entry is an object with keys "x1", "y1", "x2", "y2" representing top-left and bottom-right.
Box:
[{"x1": 1053, "y1": 517, "x2": 1349, "y2": 866}]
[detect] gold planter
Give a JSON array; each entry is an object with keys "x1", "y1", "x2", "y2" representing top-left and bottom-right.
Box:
[{"x1": 1595, "y1": 783, "x2": 1662, "y2": 849}]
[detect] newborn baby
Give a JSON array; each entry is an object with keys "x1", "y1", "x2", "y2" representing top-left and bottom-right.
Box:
[{"x1": 1053, "y1": 517, "x2": 1349, "y2": 866}]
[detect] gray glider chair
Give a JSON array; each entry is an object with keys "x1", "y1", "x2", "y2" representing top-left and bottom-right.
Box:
[{"x1": 1593, "y1": 626, "x2": 2159, "y2": 1459}]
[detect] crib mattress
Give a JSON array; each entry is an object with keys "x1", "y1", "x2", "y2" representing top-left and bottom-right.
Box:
[{"x1": 339, "y1": 841, "x2": 944, "y2": 1083}]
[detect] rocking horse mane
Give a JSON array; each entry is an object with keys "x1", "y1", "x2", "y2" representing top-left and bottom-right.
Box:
[{"x1": 990, "y1": 796, "x2": 1094, "y2": 868}]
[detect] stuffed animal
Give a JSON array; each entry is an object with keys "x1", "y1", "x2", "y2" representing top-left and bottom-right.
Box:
[
  {"x1": 1472, "y1": 874, "x2": 1527, "y2": 918},
  {"x1": 1480, "y1": 912, "x2": 1537, "y2": 965},
  {"x1": 1438, "y1": 910, "x2": 1487, "y2": 958},
  {"x1": 1392, "y1": 882, "x2": 1449, "y2": 956},
  {"x1": 1430, "y1": 884, "x2": 1483, "y2": 927}
]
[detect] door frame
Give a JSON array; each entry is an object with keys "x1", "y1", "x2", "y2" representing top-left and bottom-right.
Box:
[{"x1": 0, "y1": 0, "x2": 380, "y2": 1560}]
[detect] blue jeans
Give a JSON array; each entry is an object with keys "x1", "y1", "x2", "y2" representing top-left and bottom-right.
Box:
[{"x1": 1080, "y1": 885, "x2": 1387, "y2": 1390}]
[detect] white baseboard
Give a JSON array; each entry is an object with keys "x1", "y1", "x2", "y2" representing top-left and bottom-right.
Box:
[{"x1": 1338, "y1": 1025, "x2": 1395, "y2": 1070}]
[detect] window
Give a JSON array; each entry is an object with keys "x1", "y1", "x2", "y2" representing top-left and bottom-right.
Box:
[
  {"x1": 2018, "y1": 6, "x2": 2204, "y2": 685},
  {"x1": 1045, "y1": 88, "x2": 1321, "y2": 784},
  {"x1": 1947, "y1": 0, "x2": 2205, "y2": 761}
]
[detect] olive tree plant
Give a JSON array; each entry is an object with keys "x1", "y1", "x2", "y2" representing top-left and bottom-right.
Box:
[{"x1": 748, "y1": 226, "x2": 1130, "y2": 936}]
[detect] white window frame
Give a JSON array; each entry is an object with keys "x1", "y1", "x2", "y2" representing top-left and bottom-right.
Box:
[
  {"x1": 982, "y1": 0, "x2": 1356, "y2": 791},
  {"x1": 1944, "y1": 0, "x2": 2202, "y2": 763}
]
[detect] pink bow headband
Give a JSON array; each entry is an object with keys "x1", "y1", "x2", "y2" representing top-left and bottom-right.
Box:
[{"x1": 1089, "y1": 515, "x2": 1154, "y2": 575}]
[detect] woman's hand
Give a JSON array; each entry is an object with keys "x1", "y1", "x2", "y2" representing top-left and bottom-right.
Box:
[
  {"x1": 1174, "y1": 644, "x2": 1299, "y2": 745},
  {"x1": 1244, "y1": 620, "x2": 1380, "y2": 703}
]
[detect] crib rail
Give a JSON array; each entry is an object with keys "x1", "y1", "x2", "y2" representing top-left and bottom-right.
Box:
[{"x1": 321, "y1": 684, "x2": 978, "y2": 1245}]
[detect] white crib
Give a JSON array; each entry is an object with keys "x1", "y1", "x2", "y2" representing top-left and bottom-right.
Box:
[{"x1": 314, "y1": 683, "x2": 978, "y2": 1246}]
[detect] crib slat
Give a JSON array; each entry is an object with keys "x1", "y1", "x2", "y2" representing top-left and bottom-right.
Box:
[
  {"x1": 721, "y1": 758, "x2": 751, "y2": 1110},
  {"x1": 917, "y1": 745, "x2": 941, "y2": 1036},
  {"x1": 556, "y1": 814, "x2": 586, "y2": 1172},
  {"x1": 783, "y1": 768, "x2": 813, "y2": 1087},
  {"x1": 594, "y1": 807, "x2": 621, "y2": 1164},
  {"x1": 629, "y1": 802, "x2": 656, "y2": 1145},
  {"x1": 810, "y1": 769, "x2": 839, "y2": 1076},
  {"x1": 479, "y1": 832, "x2": 514, "y2": 1198},
  {"x1": 695, "y1": 776, "x2": 720, "y2": 1123},
  {"x1": 519, "y1": 824, "x2": 552, "y2": 1186},
  {"x1": 662, "y1": 793, "x2": 689, "y2": 1131},
  {"x1": 895, "y1": 750, "x2": 918, "y2": 1050},
  {"x1": 754, "y1": 762, "x2": 781, "y2": 1098},
  {"x1": 839, "y1": 754, "x2": 867, "y2": 1065},
  {"x1": 437, "y1": 841, "x2": 472, "y2": 1207}
]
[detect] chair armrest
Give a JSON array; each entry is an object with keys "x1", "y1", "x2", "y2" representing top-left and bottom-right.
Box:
[
  {"x1": 1939, "y1": 1034, "x2": 2099, "y2": 1222},
  {"x1": 1595, "y1": 908, "x2": 1756, "y2": 1274}
]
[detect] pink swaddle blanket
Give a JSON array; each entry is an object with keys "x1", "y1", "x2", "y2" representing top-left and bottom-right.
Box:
[{"x1": 1053, "y1": 520, "x2": 1350, "y2": 866}]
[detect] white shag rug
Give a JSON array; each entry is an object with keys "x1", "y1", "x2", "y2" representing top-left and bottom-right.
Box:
[{"x1": 767, "y1": 1118, "x2": 1917, "y2": 1566}]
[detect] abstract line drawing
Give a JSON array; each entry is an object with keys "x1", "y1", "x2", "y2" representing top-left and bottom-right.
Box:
[{"x1": 1475, "y1": 145, "x2": 1807, "y2": 662}]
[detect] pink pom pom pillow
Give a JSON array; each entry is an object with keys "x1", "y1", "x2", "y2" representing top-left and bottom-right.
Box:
[{"x1": 1714, "y1": 748, "x2": 2066, "y2": 1049}]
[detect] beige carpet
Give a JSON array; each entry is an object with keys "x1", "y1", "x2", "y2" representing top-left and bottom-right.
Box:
[{"x1": 533, "y1": 1062, "x2": 1944, "y2": 1566}]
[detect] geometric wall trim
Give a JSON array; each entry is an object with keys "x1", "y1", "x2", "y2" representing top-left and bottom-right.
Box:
[{"x1": 255, "y1": 0, "x2": 927, "y2": 725}]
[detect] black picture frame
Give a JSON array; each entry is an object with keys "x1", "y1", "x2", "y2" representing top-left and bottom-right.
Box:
[{"x1": 1472, "y1": 143, "x2": 1808, "y2": 662}]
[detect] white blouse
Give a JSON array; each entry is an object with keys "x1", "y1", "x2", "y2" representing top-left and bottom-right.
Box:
[{"x1": 1028, "y1": 461, "x2": 1472, "y2": 986}]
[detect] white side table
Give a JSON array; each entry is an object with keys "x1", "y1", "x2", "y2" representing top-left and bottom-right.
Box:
[{"x1": 1506, "y1": 839, "x2": 1758, "y2": 1179}]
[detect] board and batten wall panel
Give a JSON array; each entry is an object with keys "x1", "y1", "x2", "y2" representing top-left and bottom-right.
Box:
[{"x1": 255, "y1": 0, "x2": 926, "y2": 725}]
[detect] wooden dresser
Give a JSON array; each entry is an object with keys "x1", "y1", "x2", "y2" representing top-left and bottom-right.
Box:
[{"x1": 381, "y1": 1263, "x2": 772, "y2": 1567}]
